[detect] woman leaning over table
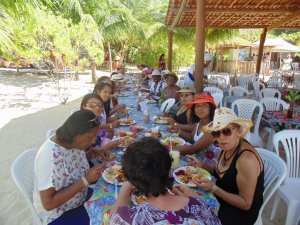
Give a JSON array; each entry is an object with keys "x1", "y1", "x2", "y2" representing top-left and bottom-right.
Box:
[
  {"x1": 166, "y1": 86, "x2": 199, "y2": 133},
  {"x1": 174, "y1": 107, "x2": 264, "y2": 225},
  {"x1": 33, "y1": 110, "x2": 106, "y2": 225},
  {"x1": 109, "y1": 137, "x2": 221, "y2": 225},
  {"x1": 173, "y1": 92, "x2": 220, "y2": 168}
]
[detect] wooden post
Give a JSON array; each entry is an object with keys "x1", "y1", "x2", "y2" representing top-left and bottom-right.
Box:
[
  {"x1": 256, "y1": 28, "x2": 267, "y2": 78},
  {"x1": 108, "y1": 42, "x2": 112, "y2": 72},
  {"x1": 168, "y1": 30, "x2": 173, "y2": 71},
  {"x1": 195, "y1": 0, "x2": 206, "y2": 92}
]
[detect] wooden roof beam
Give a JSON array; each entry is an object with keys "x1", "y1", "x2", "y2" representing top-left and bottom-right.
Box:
[
  {"x1": 243, "y1": 0, "x2": 254, "y2": 8},
  {"x1": 166, "y1": 0, "x2": 175, "y2": 25},
  {"x1": 267, "y1": 10, "x2": 300, "y2": 31},
  {"x1": 170, "y1": 0, "x2": 188, "y2": 29},
  {"x1": 170, "y1": 8, "x2": 295, "y2": 13}
]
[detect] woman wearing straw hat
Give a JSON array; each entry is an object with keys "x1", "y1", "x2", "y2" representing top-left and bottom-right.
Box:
[
  {"x1": 173, "y1": 107, "x2": 264, "y2": 225},
  {"x1": 173, "y1": 92, "x2": 220, "y2": 168},
  {"x1": 160, "y1": 71, "x2": 181, "y2": 102}
]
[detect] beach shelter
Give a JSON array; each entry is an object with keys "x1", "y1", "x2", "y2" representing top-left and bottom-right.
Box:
[{"x1": 165, "y1": 0, "x2": 300, "y2": 92}]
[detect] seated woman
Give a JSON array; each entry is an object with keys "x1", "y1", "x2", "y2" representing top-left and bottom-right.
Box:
[
  {"x1": 109, "y1": 137, "x2": 221, "y2": 225},
  {"x1": 160, "y1": 72, "x2": 180, "y2": 102},
  {"x1": 166, "y1": 86, "x2": 199, "y2": 133},
  {"x1": 33, "y1": 110, "x2": 106, "y2": 225},
  {"x1": 173, "y1": 92, "x2": 220, "y2": 168},
  {"x1": 175, "y1": 107, "x2": 264, "y2": 225},
  {"x1": 148, "y1": 70, "x2": 167, "y2": 97}
]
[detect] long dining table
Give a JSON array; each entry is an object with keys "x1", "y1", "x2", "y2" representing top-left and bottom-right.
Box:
[{"x1": 84, "y1": 76, "x2": 219, "y2": 225}]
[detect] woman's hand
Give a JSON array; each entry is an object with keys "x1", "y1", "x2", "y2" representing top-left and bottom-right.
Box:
[
  {"x1": 106, "y1": 139, "x2": 119, "y2": 149},
  {"x1": 186, "y1": 155, "x2": 203, "y2": 168},
  {"x1": 172, "y1": 184, "x2": 195, "y2": 198},
  {"x1": 116, "y1": 104, "x2": 126, "y2": 110},
  {"x1": 194, "y1": 178, "x2": 214, "y2": 192},
  {"x1": 85, "y1": 163, "x2": 106, "y2": 184},
  {"x1": 112, "y1": 120, "x2": 120, "y2": 128},
  {"x1": 166, "y1": 117, "x2": 176, "y2": 126},
  {"x1": 97, "y1": 148, "x2": 111, "y2": 161}
]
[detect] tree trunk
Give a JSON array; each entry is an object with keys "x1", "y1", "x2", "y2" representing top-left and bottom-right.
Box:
[{"x1": 91, "y1": 60, "x2": 97, "y2": 83}]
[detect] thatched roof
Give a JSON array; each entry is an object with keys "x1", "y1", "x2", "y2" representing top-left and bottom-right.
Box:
[{"x1": 165, "y1": 0, "x2": 300, "y2": 29}]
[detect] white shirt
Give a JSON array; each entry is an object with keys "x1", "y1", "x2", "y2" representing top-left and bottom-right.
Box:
[
  {"x1": 33, "y1": 139, "x2": 89, "y2": 224},
  {"x1": 184, "y1": 53, "x2": 213, "y2": 86},
  {"x1": 150, "y1": 81, "x2": 167, "y2": 95}
]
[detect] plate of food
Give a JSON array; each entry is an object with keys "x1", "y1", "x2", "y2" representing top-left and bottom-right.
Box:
[
  {"x1": 153, "y1": 116, "x2": 168, "y2": 124},
  {"x1": 173, "y1": 166, "x2": 211, "y2": 187},
  {"x1": 131, "y1": 194, "x2": 148, "y2": 205},
  {"x1": 160, "y1": 137, "x2": 185, "y2": 147},
  {"x1": 119, "y1": 119, "x2": 135, "y2": 126},
  {"x1": 117, "y1": 131, "x2": 137, "y2": 138},
  {"x1": 102, "y1": 165, "x2": 126, "y2": 185},
  {"x1": 118, "y1": 93, "x2": 129, "y2": 97},
  {"x1": 146, "y1": 99, "x2": 156, "y2": 104},
  {"x1": 130, "y1": 125, "x2": 144, "y2": 132},
  {"x1": 114, "y1": 136, "x2": 135, "y2": 148}
]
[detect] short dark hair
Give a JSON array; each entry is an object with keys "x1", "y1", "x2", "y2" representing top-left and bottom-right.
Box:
[
  {"x1": 56, "y1": 109, "x2": 98, "y2": 144},
  {"x1": 208, "y1": 103, "x2": 216, "y2": 122},
  {"x1": 122, "y1": 137, "x2": 174, "y2": 197}
]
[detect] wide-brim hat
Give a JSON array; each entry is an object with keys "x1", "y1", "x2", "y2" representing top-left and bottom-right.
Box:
[
  {"x1": 177, "y1": 86, "x2": 196, "y2": 94},
  {"x1": 188, "y1": 92, "x2": 216, "y2": 108},
  {"x1": 202, "y1": 107, "x2": 253, "y2": 137},
  {"x1": 148, "y1": 70, "x2": 161, "y2": 79},
  {"x1": 161, "y1": 70, "x2": 171, "y2": 77},
  {"x1": 115, "y1": 56, "x2": 121, "y2": 61},
  {"x1": 164, "y1": 73, "x2": 179, "y2": 83},
  {"x1": 111, "y1": 73, "x2": 125, "y2": 82}
]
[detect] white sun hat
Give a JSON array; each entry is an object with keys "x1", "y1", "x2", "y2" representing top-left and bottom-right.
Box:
[
  {"x1": 111, "y1": 73, "x2": 124, "y2": 82},
  {"x1": 148, "y1": 70, "x2": 161, "y2": 79},
  {"x1": 161, "y1": 70, "x2": 171, "y2": 78},
  {"x1": 202, "y1": 107, "x2": 253, "y2": 137}
]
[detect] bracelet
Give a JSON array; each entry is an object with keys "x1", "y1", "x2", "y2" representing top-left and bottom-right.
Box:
[
  {"x1": 109, "y1": 123, "x2": 113, "y2": 129},
  {"x1": 81, "y1": 176, "x2": 89, "y2": 187},
  {"x1": 211, "y1": 184, "x2": 218, "y2": 193}
]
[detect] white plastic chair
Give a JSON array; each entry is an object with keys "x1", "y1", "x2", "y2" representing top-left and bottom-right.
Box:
[
  {"x1": 259, "y1": 88, "x2": 281, "y2": 99},
  {"x1": 253, "y1": 81, "x2": 265, "y2": 98},
  {"x1": 204, "y1": 86, "x2": 223, "y2": 95},
  {"x1": 70, "y1": 108, "x2": 79, "y2": 115},
  {"x1": 231, "y1": 99, "x2": 263, "y2": 147},
  {"x1": 271, "y1": 130, "x2": 300, "y2": 225},
  {"x1": 254, "y1": 148, "x2": 287, "y2": 225},
  {"x1": 260, "y1": 97, "x2": 290, "y2": 112},
  {"x1": 236, "y1": 76, "x2": 253, "y2": 90},
  {"x1": 267, "y1": 76, "x2": 282, "y2": 88},
  {"x1": 11, "y1": 149, "x2": 42, "y2": 225},
  {"x1": 212, "y1": 93, "x2": 223, "y2": 107},
  {"x1": 229, "y1": 86, "x2": 249, "y2": 97},
  {"x1": 45, "y1": 129, "x2": 56, "y2": 139},
  {"x1": 160, "y1": 98, "x2": 176, "y2": 114}
]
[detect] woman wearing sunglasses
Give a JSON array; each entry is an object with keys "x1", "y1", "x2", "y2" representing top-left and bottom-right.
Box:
[
  {"x1": 160, "y1": 72, "x2": 180, "y2": 102},
  {"x1": 33, "y1": 110, "x2": 106, "y2": 225},
  {"x1": 174, "y1": 107, "x2": 264, "y2": 225},
  {"x1": 173, "y1": 92, "x2": 220, "y2": 167},
  {"x1": 166, "y1": 86, "x2": 199, "y2": 133}
]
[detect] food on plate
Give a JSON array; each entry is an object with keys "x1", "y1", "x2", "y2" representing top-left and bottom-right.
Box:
[
  {"x1": 117, "y1": 131, "x2": 136, "y2": 138},
  {"x1": 160, "y1": 137, "x2": 185, "y2": 147},
  {"x1": 117, "y1": 136, "x2": 135, "y2": 148},
  {"x1": 173, "y1": 166, "x2": 211, "y2": 187},
  {"x1": 154, "y1": 117, "x2": 168, "y2": 124},
  {"x1": 131, "y1": 194, "x2": 147, "y2": 205},
  {"x1": 104, "y1": 166, "x2": 126, "y2": 183},
  {"x1": 145, "y1": 130, "x2": 162, "y2": 138},
  {"x1": 130, "y1": 126, "x2": 144, "y2": 132},
  {"x1": 120, "y1": 119, "x2": 135, "y2": 125}
]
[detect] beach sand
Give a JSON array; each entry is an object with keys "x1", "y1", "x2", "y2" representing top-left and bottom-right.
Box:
[{"x1": 0, "y1": 68, "x2": 287, "y2": 225}]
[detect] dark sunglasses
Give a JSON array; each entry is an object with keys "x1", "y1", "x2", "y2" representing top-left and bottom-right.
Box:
[
  {"x1": 211, "y1": 127, "x2": 237, "y2": 138},
  {"x1": 86, "y1": 102, "x2": 103, "y2": 109},
  {"x1": 87, "y1": 117, "x2": 100, "y2": 127}
]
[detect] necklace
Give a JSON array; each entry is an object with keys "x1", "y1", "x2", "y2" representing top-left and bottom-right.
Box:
[{"x1": 220, "y1": 141, "x2": 241, "y2": 167}]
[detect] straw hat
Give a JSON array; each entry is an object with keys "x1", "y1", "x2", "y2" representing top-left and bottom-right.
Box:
[
  {"x1": 202, "y1": 107, "x2": 253, "y2": 137},
  {"x1": 148, "y1": 70, "x2": 161, "y2": 79},
  {"x1": 188, "y1": 92, "x2": 216, "y2": 108},
  {"x1": 161, "y1": 70, "x2": 171, "y2": 77},
  {"x1": 111, "y1": 73, "x2": 124, "y2": 82},
  {"x1": 177, "y1": 86, "x2": 196, "y2": 94}
]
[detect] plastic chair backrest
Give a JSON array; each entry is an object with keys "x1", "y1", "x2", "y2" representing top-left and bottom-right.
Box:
[
  {"x1": 211, "y1": 93, "x2": 223, "y2": 107},
  {"x1": 204, "y1": 87, "x2": 223, "y2": 95},
  {"x1": 259, "y1": 88, "x2": 281, "y2": 99},
  {"x1": 11, "y1": 149, "x2": 42, "y2": 225},
  {"x1": 273, "y1": 130, "x2": 300, "y2": 178},
  {"x1": 231, "y1": 99, "x2": 263, "y2": 137},
  {"x1": 160, "y1": 98, "x2": 176, "y2": 114},
  {"x1": 260, "y1": 97, "x2": 290, "y2": 111},
  {"x1": 255, "y1": 148, "x2": 287, "y2": 225},
  {"x1": 236, "y1": 76, "x2": 253, "y2": 90},
  {"x1": 70, "y1": 108, "x2": 79, "y2": 115},
  {"x1": 253, "y1": 81, "x2": 265, "y2": 98},
  {"x1": 229, "y1": 86, "x2": 249, "y2": 97},
  {"x1": 267, "y1": 77, "x2": 282, "y2": 88},
  {"x1": 45, "y1": 129, "x2": 56, "y2": 139}
]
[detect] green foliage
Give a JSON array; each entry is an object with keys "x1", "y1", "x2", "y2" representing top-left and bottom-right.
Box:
[{"x1": 285, "y1": 90, "x2": 300, "y2": 103}]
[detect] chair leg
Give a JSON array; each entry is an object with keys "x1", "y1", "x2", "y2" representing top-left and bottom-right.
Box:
[
  {"x1": 285, "y1": 202, "x2": 300, "y2": 225},
  {"x1": 270, "y1": 193, "x2": 281, "y2": 220},
  {"x1": 267, "y1": 129, "x2": 275, "y2": 151}
]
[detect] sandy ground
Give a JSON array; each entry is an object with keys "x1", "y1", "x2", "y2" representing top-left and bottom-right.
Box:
[{"x1": 0, "y1": 68, "x2": 287, "y2": 225}]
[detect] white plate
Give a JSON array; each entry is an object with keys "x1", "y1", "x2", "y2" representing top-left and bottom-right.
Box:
[
  {"x1": 118, "y1": 94, "x2": 129, "y2": 97},
  {"x1": 119, "y1": 119, "x2": 135, "y2": 126},
  {"x1": 160, "y1": 137, "x2": 185, "y2": 146},
  {"x1": 131, "y1": 194, "x2": 147, "y2": 205},
  {"x1": 146, "y1": 100, "x2": 156, "y2": 104},
  {"x1": 153, "y1": 117, "x2": 168, "y2": 124},
  {"x1": 173, "y1": 166, "x2": 211, "y2": 187},
  {"x1": 102, "y1": 166, "x2": 124, "y2": 185}
]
